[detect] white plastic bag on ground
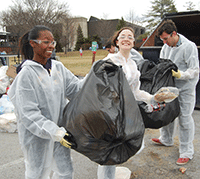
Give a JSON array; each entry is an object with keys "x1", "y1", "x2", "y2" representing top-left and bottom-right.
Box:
[
  {"x1": 0, "y1": 113, "x2": 17, "y2": 133},
  {"x1": 0, "y1": 66, "x2": 10, "y2": 94},
  {"x1": 115, "y1": 167, "x2": 131, "y2": 179},
  {"x1": 0, "y1": 95, "x2": 14, "y2": 114}
]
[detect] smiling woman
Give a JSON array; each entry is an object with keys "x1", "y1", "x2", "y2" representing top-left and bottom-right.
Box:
[
  {"x1": 29, "y1": 29, "x2": 56, "y2": 65},
  {"x1": 97, "y1": 26, "x2": 166, "y2": 178},
  {"x1": 7, "y1": 25, "x2": 85, "y2": 179},
  {"x1": 104, "y1": 27, "x2": 154, "y2": 105}
]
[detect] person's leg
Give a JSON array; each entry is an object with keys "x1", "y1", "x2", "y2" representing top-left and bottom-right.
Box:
[
  {"x1": 158, "y1": 120, "x2": 176, "y2": 146},
  {"x1": 22, "y1": 139, "x2": 52, "y2": 179},
  {"x1": 52, "y1": 142, "x2": 73, "y2": 179},
  {"x1": 178, "y1": 91, "x2": 195, "y2": 159},
  {"x1": 97, "y1": 165, "x2": 116, "y2": 179}
]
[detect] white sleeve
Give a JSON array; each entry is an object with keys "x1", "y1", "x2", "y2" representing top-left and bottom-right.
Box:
[
  {"x1": 125, "y1": 61, "x2": 153, "y2": 104},
  {"x1": 180, "y1": 43, "x2": 199, "y2": 80},
  {"x1": 130, "y1": 79, "x2": 153, "y2": 104},
  {"x1": 8, "y1": 72, "x2": 66, "y2": 142},
  {"x1": 180, "y1": 68, "x2": 199, "y2": 80}
]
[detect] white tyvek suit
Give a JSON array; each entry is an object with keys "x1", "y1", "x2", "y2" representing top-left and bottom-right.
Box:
[
  {"x1": 107, "y1": 52, "x2": 153, "y2": 104},
  {"x1": 8, "y1": 60, "x2": 83, "y2": 179},
  {"x1": 98, "y1": 52, "x2": 152, "y2": 179},
  {"x1": 159, "y1": 34, "x2": 199, "y2": 159},
  {"x1": 130, "y1": 48, "x2": 145, "y2": 70}
]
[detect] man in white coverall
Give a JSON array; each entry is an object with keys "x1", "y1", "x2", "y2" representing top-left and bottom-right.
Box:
[{"x1": 152, "y1": 19, "x2": 199, "y2": 165}]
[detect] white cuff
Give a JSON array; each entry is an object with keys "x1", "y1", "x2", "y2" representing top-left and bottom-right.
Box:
[{"x1": 54, "y1": 128, "x2": 66, "y2": 142}]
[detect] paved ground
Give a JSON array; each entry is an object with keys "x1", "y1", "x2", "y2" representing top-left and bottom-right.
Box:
[{"x1": 0, "y1": 109, "x2": 200, "y2": 179}]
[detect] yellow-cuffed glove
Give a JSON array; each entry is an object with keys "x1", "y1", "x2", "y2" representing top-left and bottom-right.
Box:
[
  {"x1": 60, "y1": 133, "x2": 77, "y2": 149},
  {"x1": 172, "y1": 69, "x2": 181, "y2": 78}
]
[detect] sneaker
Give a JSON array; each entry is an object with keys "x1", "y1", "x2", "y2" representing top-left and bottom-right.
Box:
[
  {"x1": 151, "y1": 138, "x2": 164, "y2": 145},
  {"x1": 176, "y1": 158, "x2": 190, "y2": 165}
]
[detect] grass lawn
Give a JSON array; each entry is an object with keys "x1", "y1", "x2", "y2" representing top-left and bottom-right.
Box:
[
  {"x1": 58, "y1": 49, "x2": 109, "y2": 76},
  {"x1": 7, "y1": 49, "x2": 109, "y2": 77},
  {"x1": 8, "y1": 49, "x2": 144, "y2": 77}
]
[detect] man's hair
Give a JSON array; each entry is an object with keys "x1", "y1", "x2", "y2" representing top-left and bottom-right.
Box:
[
  {"x1": 105, "y1": 43, "x2": 111, "y2": 49},
  {"x1": 157, "y1": 19, "x2": 177, "y2": 36},
  {"x1": 105, "y1": 40, "x2": 115, "y2": 48}
]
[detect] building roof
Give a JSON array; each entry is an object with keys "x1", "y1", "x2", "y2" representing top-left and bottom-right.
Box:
[{"x1": 163, "y1": 10, "x2": 200, "y2": 18}]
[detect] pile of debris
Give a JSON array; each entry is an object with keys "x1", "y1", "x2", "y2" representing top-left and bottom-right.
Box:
[{"x1": 0, "y1": 65, "x2": 17, "y2": 133}]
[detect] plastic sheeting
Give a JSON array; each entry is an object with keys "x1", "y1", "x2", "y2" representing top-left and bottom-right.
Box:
[
  {"x1": 0, "y1": 95, "x2": 15, "y2": 114},
  {"x1": 138, "y1": 59, "x2": 180, "y2": 129},
  {"x1": 0, "y1": 113, "x2": 17, "y2": 133},
  {"x1": 0, "y1": 66, "x2": 10, "y2": 94},
  {"x1": 61, "y1": 59, "x2": 145, "y2": 165}
]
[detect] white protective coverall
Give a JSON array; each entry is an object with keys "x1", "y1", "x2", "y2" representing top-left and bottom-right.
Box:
[
  {"x1": 159, "y1": 34, "x2": 199, "y2": 159},
  {"x1": 97, "y1": 51, "x2": 152, "y2": 179},
  {"x1": 130, "y1": 48, "x2": 145, "y2": 70},
  {"x1": 8, "y1": 60, "x2": 83, "y2": 179}
]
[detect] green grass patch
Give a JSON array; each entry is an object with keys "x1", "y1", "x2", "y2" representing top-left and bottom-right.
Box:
[{"x1": 59, "y1": 50, "x2": 109, "y2": 76}]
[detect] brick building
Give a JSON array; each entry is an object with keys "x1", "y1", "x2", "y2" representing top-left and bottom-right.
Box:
[{"x1": 87, "y1": 16, "x2": 145, "y2": 48}]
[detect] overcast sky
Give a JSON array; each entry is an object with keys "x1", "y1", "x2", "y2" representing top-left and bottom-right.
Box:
[
  {"x1": 66, "y1": 0, "x2": 200, "y2": 19},
  {"x1": 1, "y1": 0, "x2": 200, "y2": 20}
]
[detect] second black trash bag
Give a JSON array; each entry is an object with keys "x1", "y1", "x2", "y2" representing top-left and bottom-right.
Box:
[
  {"x1": 60, "y1": 59, "x2": 145, "y2": 165},
  {"x1": 138, "y1": 59, "x2": 180, "y2": 129}
]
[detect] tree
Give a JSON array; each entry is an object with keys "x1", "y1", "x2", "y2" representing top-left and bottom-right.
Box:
[
  {"x1": 1, "y1": 0, "x2": 70, "y2": 30},
  {"x1": 75, "y1": 24, "x2": 85, "y2": 51},
  {"x1": 144, "y1": 0, "x2": 177, "y2": 33},
  {"x1": 125, "y1": 8, "x2": 144, "y2": 26},
  {"x1": 116, "y1": 17, "x2": 127, "y2": 31},
  {"x1": 0, "y1": 0, "x2": 71, "y2": 52},
  {"x1": 184, "y1": 1, "x2": 196, "y2": 11},
  {"x1": 82, "y1": 37, "x2": 92, "y2": 50},
  {"x1": 60, "y1": 16, "x2": 76, "y2": 53}
]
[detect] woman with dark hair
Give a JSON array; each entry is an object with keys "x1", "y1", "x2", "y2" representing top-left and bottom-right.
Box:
[{"x1": 8, "y1": 25, "x2": 83, "y2": 179}]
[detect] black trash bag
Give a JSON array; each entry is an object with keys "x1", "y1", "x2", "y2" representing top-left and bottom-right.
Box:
[
  {"x1": 60, "y1": 59, "x2": 145, "y2": 165},
  {"x1": 138, "y1": 58, "x2": 180, "y2": 129}
]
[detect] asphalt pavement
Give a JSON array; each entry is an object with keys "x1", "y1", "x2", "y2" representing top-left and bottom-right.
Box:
[{"x1": 0, "y1": 109, "x2": 200, "y2": 179}]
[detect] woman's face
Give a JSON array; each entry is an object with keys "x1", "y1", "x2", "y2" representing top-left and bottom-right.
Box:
[
  {"x1": 31, "y1": 30, "x2": 55, "y2": 61},
  {"x1": 116, "y1": 29, "x2": 135, "y2": 51}
]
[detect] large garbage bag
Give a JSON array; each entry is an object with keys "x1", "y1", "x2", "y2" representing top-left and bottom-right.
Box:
[
  {"x1": 138, "y1": 59, "x2": 180, "y2": 129},
  {"x1": 60, "y1": 59, "x2": 145, "y2": 165}
]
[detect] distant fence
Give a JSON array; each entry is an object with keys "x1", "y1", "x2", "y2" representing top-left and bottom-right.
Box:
[{"x1": 0, "y1": 54, "x2": 21, "y2": 66}]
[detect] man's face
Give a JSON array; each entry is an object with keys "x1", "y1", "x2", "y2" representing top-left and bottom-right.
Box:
[{"x1": 160, "y1": 31, "x2": 176, "y2": 47}]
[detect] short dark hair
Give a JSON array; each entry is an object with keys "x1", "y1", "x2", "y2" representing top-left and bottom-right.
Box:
[
  {"x1": 157, "y1": 19, "x2": 177, "y2": 36},
  {"x1": 105, "y1": 43, "x2": 111, "y2": 49}
]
